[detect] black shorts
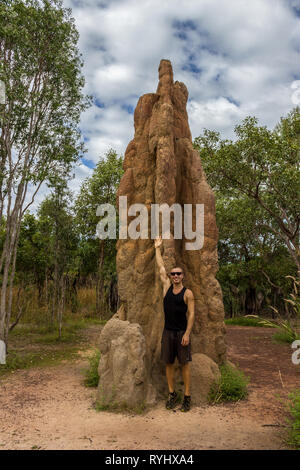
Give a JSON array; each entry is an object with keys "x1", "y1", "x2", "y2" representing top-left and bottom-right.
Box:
[{"x1": 160, "y1": 328, "x2": 192, "y2": 365}]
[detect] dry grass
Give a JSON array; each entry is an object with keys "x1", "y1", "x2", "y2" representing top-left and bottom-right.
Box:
[{"x1": 9, "y1": 286, "x2": 106, "y2": 326}]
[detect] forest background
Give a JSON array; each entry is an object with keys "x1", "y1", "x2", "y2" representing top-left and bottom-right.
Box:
[{"x1": 0, "y1": 0, "x2": 299, "y2": 351}]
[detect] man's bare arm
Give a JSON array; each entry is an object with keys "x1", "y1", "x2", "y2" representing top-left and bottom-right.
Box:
[
  {"x1": 181, "y1": 289, "x2": 195, "y2": 346},
  {"x1": 154, "y1": 236, "x2": 171, "y2": 296}
]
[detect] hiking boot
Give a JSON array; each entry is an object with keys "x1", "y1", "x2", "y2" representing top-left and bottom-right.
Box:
[
  {"x1": 166, "y1": 391, "x2": 178, "y2": 409},
  {"x1": 180, "y1": 395, "x2": 191, "y2": 412}
]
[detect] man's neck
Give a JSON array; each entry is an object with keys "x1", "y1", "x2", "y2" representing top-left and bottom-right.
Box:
[{"x1": 172, "y1": 283, "x2": 183, "y2": 292}]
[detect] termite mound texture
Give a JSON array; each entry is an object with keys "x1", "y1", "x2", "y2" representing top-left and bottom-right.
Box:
[
  {"x1": 97, "y1": 318, "x2": 156, "y2": 409},
  {"x1": 97, "y1": 59, "x2": 226, "y2": 408}
]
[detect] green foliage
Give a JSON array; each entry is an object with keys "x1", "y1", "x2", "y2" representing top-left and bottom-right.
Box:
[
  {"x1": 16, "y1": 213, "x2": 49, "y2": 287},
  {"x1": 0, "y1": 0, "x2": 90, "y2": 176},
  {"x1": 37, "y1": 187, "x2": 79, "y2": 277},
  {"x1": 248, "y1": 277, "x2": 300, "y2": 343},
  {"x1": 74, "y1": 149, "x2": 124, "y2": 315},
  {"x1": 218, "y1": 250, "x2": 297, "y2": 318},
  {"x1": 1, "y1": 318, "x2": 104, "y2": 376},
  {"x1": 75, "y1": 149, "x2": 124, "y2": 241},
  {"x1": 194, "y1": 108, "x2": 300, "y2": 274},
  {"x1": 248, "y1": 316, "x2": 300, "y2": 344},
  {"x1": 225, "y1": 316, "x2": 266, "y2": 327},
  {"x1": 268, "y1": 276, "x2": 300, "y2": 320},
  {"x1": 285, "y1": 276, "x2": 300, "y2": 318},
  {"x1": 208, "y1": 363, "x2": 249, "y2": 404},
  {"x1": 272, "y1": 330, "x2": 299, "y2": 344},
  {"x1": 0, "y1": 347, "x2": 78, "y2": 376},
  {"x1": 84, "y1": 348, "x2": 100, "y2": 387},
  {"x1": 194, "y1": 110, "x2": 300, "y2": 320},
  {"x1": 64, "y1": 318, "x2": 107, "y2": 328},
  {"x1": 0, "y1": 0, "x2": 90, "y2": 343},
  {"x1": 10, "y1": 318, "x2": 105, "y2": 337},
  {"x1": 33, "y1": 330, "x2": 77, "y2": 344},
  {"x1": 74, "y1": 149, "x2": 124, "y2": 279},
  {"x1": 286, "y1": 390, "x2": 300, "y2": 449}
]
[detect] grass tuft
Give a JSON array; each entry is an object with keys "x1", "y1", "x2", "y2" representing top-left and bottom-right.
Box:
[
  {"x1": 225, "y1": 316, "x2": 269, "y2": 327},
  {"x1": 208, "y1": 363, "x2": 250, "y2": 404},
  {"x1": 84, "y1": 349, "x2": 101, "y2": 387},
  {"x1": 272, "y1": 330, "x2": 300, "y2": 344},
  {"x1": 286, "y1": 390, "x2": 300, "y2": 449},
  {"x1": 247, "y1": 315, "x2": 300, "y2": 344}
]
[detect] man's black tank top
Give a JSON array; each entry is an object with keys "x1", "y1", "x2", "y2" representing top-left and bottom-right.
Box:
[{"x1": 163, "y1": 285, "x2": 188, "y2": 331}]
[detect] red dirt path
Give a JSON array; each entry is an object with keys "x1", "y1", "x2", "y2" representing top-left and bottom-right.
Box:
[{"x1": 0, "y1": 325, "x2": 299, "y2": 450}]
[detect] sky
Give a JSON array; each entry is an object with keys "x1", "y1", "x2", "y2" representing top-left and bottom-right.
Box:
[{"x1": 28, "y1": 0, "x2": 300, "y2": 210}]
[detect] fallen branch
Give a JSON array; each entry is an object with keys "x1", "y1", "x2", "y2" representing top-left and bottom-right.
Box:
[{"x1": 278, "y1": 369, "x2": 285, "y2": 388}]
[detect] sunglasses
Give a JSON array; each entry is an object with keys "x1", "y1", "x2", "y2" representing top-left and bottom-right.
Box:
[{"x1": 170, "y1": 272, "x2": 183, "y2": 276}]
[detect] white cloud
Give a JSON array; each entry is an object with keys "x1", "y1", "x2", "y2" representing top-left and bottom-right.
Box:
[
  {"x1": 80, "y1": 103, "x2": 134, "y2": 162},
  {"x1": 188, "y1": 97, "x2": 243, "y2": 139},
  {"x1": 26, "y1": 0, "x2": 300, "y2": 212}
]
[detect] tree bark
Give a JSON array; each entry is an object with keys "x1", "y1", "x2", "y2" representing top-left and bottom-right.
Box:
[
  {"x1": 96, "y1": 240, "x2": 104, "y2": 317},
  {"x1": 58, "y1": 275, "x2": 65, "y2": 340}
]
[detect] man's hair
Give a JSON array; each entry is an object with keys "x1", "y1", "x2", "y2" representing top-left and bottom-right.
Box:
[{"x1": 170, "y1": 266, "x2": 184, "y2": 274}]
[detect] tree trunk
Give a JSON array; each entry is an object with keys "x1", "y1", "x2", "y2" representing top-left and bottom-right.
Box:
[
  {"x1": 96, "y1": 240, "x2": 104, "y2": 317},
  {"x1": 45, "y1": 269, "x2": 49, "y2": 322},
  {"x1": 52, "y1": 220, "x2": 60, "y2": 323},
  {"x1": 9, "y1": 284, "x2": 24, "y2": 333},
  {"x1": 58, "y1": 275, "x2": 65, "y2": 340},
  {"x1": 0, "y1": 207, "x2": 22, "y2": 347}
]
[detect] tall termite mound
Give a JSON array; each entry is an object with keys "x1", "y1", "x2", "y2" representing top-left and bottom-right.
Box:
[{"x1": 97, "y1": 60, "x2": 226, "y2": 408}]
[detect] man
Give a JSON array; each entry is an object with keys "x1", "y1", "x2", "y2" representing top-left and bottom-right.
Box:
[{"x1": 154, "y1": 236, "x2": 195, "y2": 412}]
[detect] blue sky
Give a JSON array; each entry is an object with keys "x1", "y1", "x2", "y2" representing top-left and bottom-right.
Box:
[{"x1": 27, "y1": 0, "x2": 300, "y2": 208}]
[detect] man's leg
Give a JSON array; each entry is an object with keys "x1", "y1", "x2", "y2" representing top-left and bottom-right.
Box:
[
  {"x1": 180, "y1": 362, "x2": 191, "y2": 411},
  {"x1": 165, "y1": 362, "x2": 179, "y2": 409},
  {"x1": 181, "y1": 363, "x2": 190, "y2": 396},
  {"x1": 177, "y1": 331, "x2": 192, "y2": 411},
  {"x1": 166, "y1": 363, "x2": 175, "y2": 393}
]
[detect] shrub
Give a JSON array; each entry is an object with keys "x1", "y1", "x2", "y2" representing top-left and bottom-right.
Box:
[
  {"x1": 84, "y1": 349, "x2": 100, "y2": 387},
  {"x1": 247, "y1": 277, "x2": 300, "y2": 344},
  {"x1": 249, "y1": 316, "x2": 300, "y2": 344},
  {"x1": 284, "y1": 276, "x2": 300, "y2": 318},
  {"x1": 208, "y1": 363, "x2": 249, "y2": 404},
  {"x1": 272, "y1": 329, "x2": 300, "y2": 344}
]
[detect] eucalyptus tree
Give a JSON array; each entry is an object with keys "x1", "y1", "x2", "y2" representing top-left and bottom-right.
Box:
[
  {"x1": 0, "y1": 0, "x2": 90, "y2": 346},
  {"x1": 194, "y1": 108, "x2": 300, "y2": 277},
  {"x1": 208, "y1": 190, "x2": 295, "y2": 317},
  {"x1": 74, "y1": 149, "x2": 124, "y2": 315},
  {"x1": 38, "y1": 184, "x2": 78, "y2": 335}
]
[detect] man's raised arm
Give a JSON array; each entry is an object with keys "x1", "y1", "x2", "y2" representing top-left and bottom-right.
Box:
[{"x1": 155, "y1": 236, "x2": 171, "y2": 296}]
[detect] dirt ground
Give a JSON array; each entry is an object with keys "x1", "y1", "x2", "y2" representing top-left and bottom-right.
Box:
[{"x1": 0, "y1": 325, "x2": 299, "y2": 450}]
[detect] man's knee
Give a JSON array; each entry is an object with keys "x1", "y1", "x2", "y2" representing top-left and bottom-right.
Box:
[{"x1": 166, "y1": 362, "x2": 175, "y2": 369}]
